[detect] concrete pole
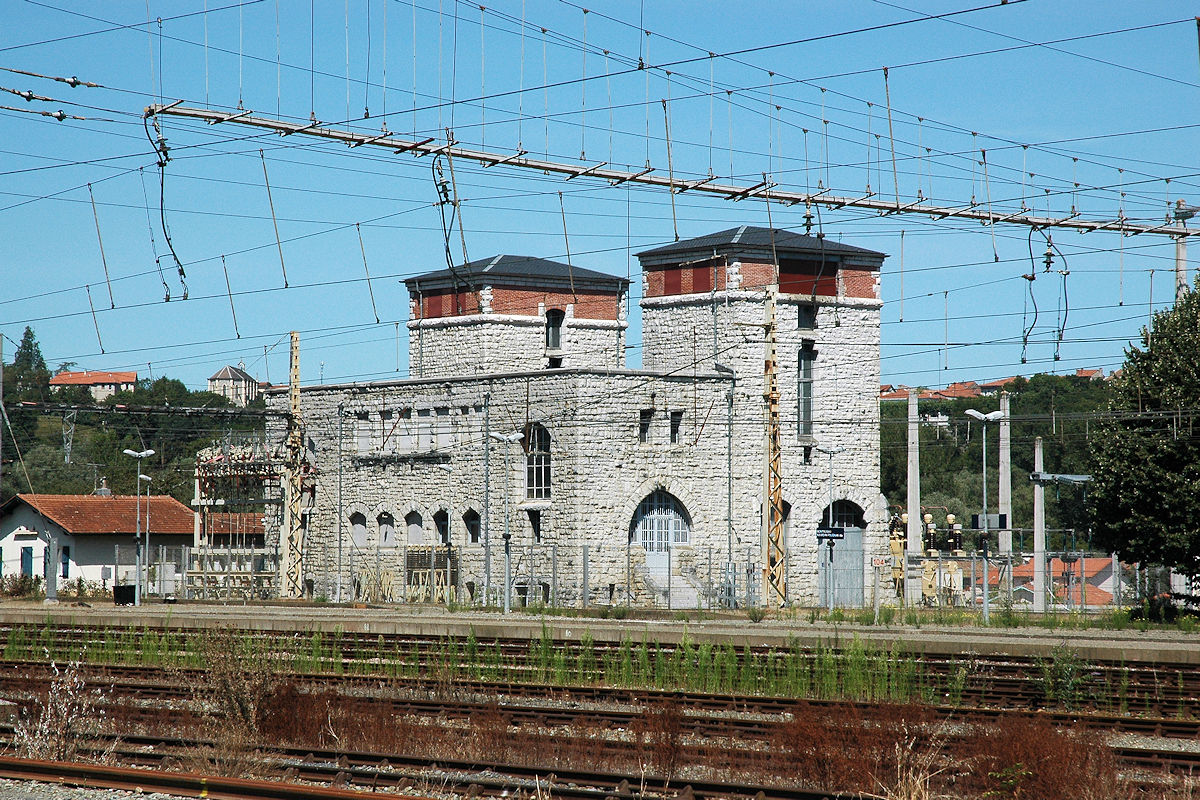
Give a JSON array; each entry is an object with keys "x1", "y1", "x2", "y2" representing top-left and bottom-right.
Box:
[
  {"x1": 1176, "y1": 235, "x2": 1188, "y2": 301},
  {"x1": 483, "y1": 391, "x2": 491, "y2": 604},
  {"x1": 0, "y1": 337, "x2": 4, "y2": 503},
  {"x1": 998, "y1": 392, "x2": 1013, "y2": 554},
  {"x1": 1033, "y1": 436, "x2": 1047, "y2": 612},
  {"x1": 905, "y1": 389, "x2": 922, "y2": 605},
  {"x1": 337, "y1": 404, "x2": 344, "y2": 604}
]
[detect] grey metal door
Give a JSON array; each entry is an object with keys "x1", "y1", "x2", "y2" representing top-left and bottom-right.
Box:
[{"x1": 818, "y1": 526, "x2": 864, "y2": 608}]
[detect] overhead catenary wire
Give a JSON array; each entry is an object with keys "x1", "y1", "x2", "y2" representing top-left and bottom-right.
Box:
[
  {"x1": 357, "y1": 222, "x2": 380, "y2": 324},
  {"x1": 87, "y1": 183, "x2": 115, "y2": 309},
  {"x1": 259, "y1": 149, "x2": 289, "y2": 288},
  {"x1": 220, "y1": 254, "x2": 241, "y2": 338}
]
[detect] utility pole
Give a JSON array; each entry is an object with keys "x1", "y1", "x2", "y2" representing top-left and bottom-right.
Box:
[
  {"x1": 281, "y1": 331, "x2": 306, "y2": 598},
  {"x1": 483, "y1": 390, "x2": 491, "y2": 604},
  {"x1": 1, "y1": 336, "x2": 4, "y2": 503},
  {"x1": 761, "y1": 284, "x2": 785, "y2": 608},
  {"x1": 998, "y1": 391, "x2": 1013, "y2": 554},
  {"x1": 905, "y1": 389, "x2": 922, "y2": 605},
  {"x1": 1176, "y1": 235, "x2": 1188, "y2": 301},
  {"x1": 1033, "y1": 436, "x2": 1046, "y2": 612},
  {"x1": 336, "y1": 403, "x2": 344, "y2": 604}
]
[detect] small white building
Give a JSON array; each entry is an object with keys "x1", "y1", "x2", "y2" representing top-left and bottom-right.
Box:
[
  {"x1": 0, "y1": 493, "x2": 195, "y2": 587},
  {"x1": 208, "y1": 363, "x2": 259, "y2": 406}
]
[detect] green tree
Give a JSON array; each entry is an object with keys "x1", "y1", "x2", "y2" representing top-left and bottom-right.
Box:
[
  {"x1": 3, "y1": 327, "x2": 52, "y2": 500},
  {"x1": 1087, "y1": 288, "x2": 1200, "y2": 577}
]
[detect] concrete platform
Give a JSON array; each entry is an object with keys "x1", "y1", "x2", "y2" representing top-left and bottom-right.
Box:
[{"x1": 0, "y1": 600, "x2": 1195, "y2": 665}]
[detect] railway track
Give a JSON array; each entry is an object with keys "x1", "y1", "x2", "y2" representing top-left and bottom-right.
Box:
[
  {"x1": 4, "y1": 659, "x2": 1199, "y2": 743},
  {"x1": 1, "y1": 620, "x2": 1197, "y2": 717}
]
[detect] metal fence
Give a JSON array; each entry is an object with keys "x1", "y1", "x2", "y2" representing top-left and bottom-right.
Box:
[{"x1": 113, "y1": 544, "x2": 278, "y2": 601}]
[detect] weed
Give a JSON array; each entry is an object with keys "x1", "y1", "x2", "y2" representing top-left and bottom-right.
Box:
[
  {"x1": 746, "y1": 606, "x2": 767, "y2": 623},
  {"x1": 1037, "y1": 643, "x2": 1089, "y2": 710},
  {"x1": 14, "y1": 660, "x2": 111, "y2": 762}
]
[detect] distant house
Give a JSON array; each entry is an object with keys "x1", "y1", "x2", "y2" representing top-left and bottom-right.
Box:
[
  {"x1": 49, "y1": 370, "x2": 137, "y2": 402},
  {"x1": 879, "y1": 384, "x2": 912, "y2": 401},
  {"x1": 0, "y1": 493, "x2": 194, "y2": 588},
  {"x1": 979, "y1": 377, "x2": 1020, "y2": 396},
  {"x1": 207, "y1": 363, "x2": 258, "y2": 407},
  {"x1": 1075, "y1": 368, "x2": 1104, "y2": 380},
  {"x1": 1011, "y1": 556, "x2": 1117, "y2": 607},
  {"x1": 919, "y1": 381, "x2": 981, "y2": 401}
]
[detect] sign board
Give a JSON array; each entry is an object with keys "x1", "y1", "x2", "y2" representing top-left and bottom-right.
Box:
[
  {"x1": 815, "y1": 526, "x2": 845, "y2": 541},
  {"x1": 871, "y1": 556, "x2": 889, "y2": 568},
  {"x1": 970, "y1": 513, "x2": 1008, "y2": 530}
]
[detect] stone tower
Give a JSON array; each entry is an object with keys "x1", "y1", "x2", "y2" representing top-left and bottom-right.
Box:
[{"x1": 405, "y1": 255, "x2": 629, "y2": 377}]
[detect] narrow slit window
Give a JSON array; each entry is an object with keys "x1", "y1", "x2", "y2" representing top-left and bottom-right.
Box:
[
  {"x1": 545, "y1": 308, "x2": 565, "y2": 350},
  {"x1": 639, "y1": 409, "x2": 654, "y2": 443},
  {"x1": 669, "y1": 411, "x2": 684, "y2": 444}
]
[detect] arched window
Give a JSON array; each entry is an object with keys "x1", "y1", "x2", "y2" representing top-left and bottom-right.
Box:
[
  {"x1": 405, "y1": 511, "x2": 423, "y2": 544},
  {"x1": 631, "y1": 490, "x2": 691, "y2": 552},
  {"x1": 349, "y1": 512, "x2": 368, "y2": 547},
  {"x1": 545, "y1": 308, "x2": 565, "y2": 350},
  {"x1": 525, "y1": 423, "x2": 551, "y2": 499},
  {"x1": 377, "y1": 513, "x2": 395, "y2": 548},
  {"x1": 821, "y1": 500, "x2": 866, "y2": 529},
  {"x1": 434, "y1": 509, "x2": 450, "y2": 544},
  {"x1": 463, "y1": 509, "x2": 481, "y2": 544}
]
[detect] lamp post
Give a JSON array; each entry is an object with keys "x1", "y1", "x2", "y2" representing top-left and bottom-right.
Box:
[
  {"x1": 714, "y1": 362, "x2": 736, "y2": 608},
  {"x1": 437, "y1": 462, "x2": 453, "y2": 604},
  {"x1": 816, "y1": 445, "x2": 845, "y2": 612},
  {"x1": 123, "y1": 448, "x2": 155, "y2": 606},
  {"x1": 488, "y1": 431, "x2": 522, "y2": 613},
  {"x1": 965, "y1": 409, "x2": 1003, "y2": 625},
  {"x1": 139, "y1": 473, "x2": 152, "y2": 596}
]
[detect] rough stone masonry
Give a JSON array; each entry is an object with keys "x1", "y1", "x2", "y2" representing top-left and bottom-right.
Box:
[{"x1": 265, "y1": 227, "x2": 888, "y2": 609}]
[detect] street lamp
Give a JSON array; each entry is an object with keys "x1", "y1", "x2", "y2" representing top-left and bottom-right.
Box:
[
  {"x1": 964, "y1": 409, "x2": 1003, "y2": 624},
  {"x1": 714, "y1": 362, "x2": 736, "y2": 607},
  {"x1": 488, "y1": 430, "x2": 522, "y2": 613},
  {"x1": 123, "y1": 448, "x2": 154, "y2": 606}
]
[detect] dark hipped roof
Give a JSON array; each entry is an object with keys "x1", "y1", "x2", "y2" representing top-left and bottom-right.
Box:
[
  {"x1": 637, "y1": 226, "x2": 886, "y2": 267},
  {"x1": 209, "y1": 364, "x2": 255, "y2": 382},
  {"x1": 405, "y1": 255, "x2": 629, "y2": 293},
  {"x1": 3, "y1": 494, "x2": 194, "y2": 535}
]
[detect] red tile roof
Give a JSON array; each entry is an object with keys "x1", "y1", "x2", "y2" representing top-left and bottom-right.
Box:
[
  {"x1": 1056, "y1": 584, "x2": 1113, "y2": 605},
  {"x1": 1075, "y1": 368, "x2": 1104, "y2": 379},
  {"x1": 1012, "y1": 556, "x2": 1111, "y2": 580},
  {"x1": 202, "y1": 512, "x2": 265, "y2": 535},
  {"x1": 918, "y1": 381, "x2": 981, "y2": 400},
  {"x1": 49, "y1": 370, "x2": 137, "y2": 387},
  {"x1": 7, "y1": 494, "x2": 193, "y2": 535},
  {"x1": 980, "y1": 376, "x2": 1020, "y2": 390}
]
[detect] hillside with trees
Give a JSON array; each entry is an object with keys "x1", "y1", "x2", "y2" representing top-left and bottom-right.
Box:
[
  {"x1": 881, "y1": 373, "x2": 1112, "y2": 552},
  {"x1": 1, "y1": 327, "x2": 264, "y2": 506}
]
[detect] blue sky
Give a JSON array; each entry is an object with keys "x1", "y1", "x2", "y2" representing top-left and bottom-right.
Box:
[{"x1": 2, "y1": 1, "x2": 1197, "y2": 391}]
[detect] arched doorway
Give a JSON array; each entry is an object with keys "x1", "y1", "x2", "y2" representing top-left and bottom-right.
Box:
[
  {"x1": 818, "y1": 500, "x2": 866, "y2": 608},
  {"x1": 630, "y1": 490, "x2": 691, "y2": 574}
]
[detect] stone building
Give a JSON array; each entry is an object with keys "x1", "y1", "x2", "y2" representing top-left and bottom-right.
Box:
[
  {"x1": 265, "y1": 227, "x2": 888, "y2": 608},
  {"x1": 208, "y1": 363, "x2": 259, "y2": 406}
]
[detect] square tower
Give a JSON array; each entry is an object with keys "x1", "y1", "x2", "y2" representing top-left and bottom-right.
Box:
[{"x1": 405, "y1": 255, "x2": 629, "y2": 377}]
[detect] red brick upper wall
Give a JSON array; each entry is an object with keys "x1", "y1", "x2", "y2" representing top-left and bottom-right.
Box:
[
  {"x1": 646, "y1": 258, "x2": 878, "y2": 300},
  {"x1": 411, "y1": 285, "x2": 621, "y2": 320}
]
